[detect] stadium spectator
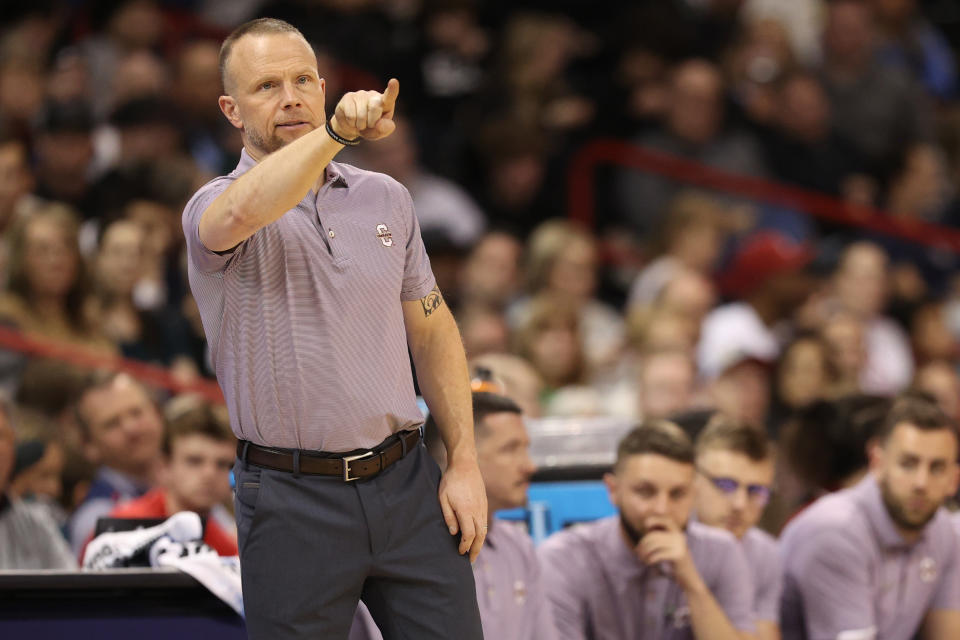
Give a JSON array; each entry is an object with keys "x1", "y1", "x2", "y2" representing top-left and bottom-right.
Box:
[
  {"x1": 616, "y1": 58, "x2": 767, "y2": 237},
  {"x1": 67, "y1": 371, "x2": 163, "y2": 556},
  {"x1": 100, "y1": 401, "x2": 237, "y2": 557},
  {"x1": 829, "y1": 241, "x2": 914, "y2": 394},
  {"x1": 0, "y1": 203, "x2": 114, "y2": 353},
  {"x1": 0, "y1": 397, "x2": 75, "y2": 570}
]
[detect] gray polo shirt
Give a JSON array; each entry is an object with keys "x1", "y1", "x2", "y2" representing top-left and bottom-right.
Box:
[
  {"x1": 742, "y1": 526, "x2": 782, "y2": 624},
  {"x1": 473, "y1": 518, "x2": 559, "y2": 640},
  {"x1": 780, "y1": 474, "x2": 960, "y2": 640},
  {"x1": 537, "y1": 515, "x2": 755, "y2": 640},
  {"x1": 183, "y1": 150, "x2": 436, "y2": 452}
]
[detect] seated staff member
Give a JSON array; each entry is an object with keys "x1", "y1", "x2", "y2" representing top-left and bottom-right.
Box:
[
  {"x1": 693, "y1": 415, "x2": 781, "y2": 640},
  {"x1": 538, "y1": 419, "x2": 756, "y2": 640},
  {"x1": 780, "y1": 394, "x2": 960, "y2": 640},
  {"x1": 358, "y1": 391, "x2": 559, "y2": 640}
]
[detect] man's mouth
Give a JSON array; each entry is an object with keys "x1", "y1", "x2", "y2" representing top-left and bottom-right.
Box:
[{"x1": 277, "y1": 121, "x2": 310, "y2": 129}]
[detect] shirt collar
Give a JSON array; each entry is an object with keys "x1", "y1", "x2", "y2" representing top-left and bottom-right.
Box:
[
  {"x1": 234, "y1": 147, "x2": 349, "y2": 189},
  {"x1": 858, "y1": 473, "x2": 926, "y2": 550},
  {"x1": 598, "y1": 515, "x2": 649, "y2": 581}
]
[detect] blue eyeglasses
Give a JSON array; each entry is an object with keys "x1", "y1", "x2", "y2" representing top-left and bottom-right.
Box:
[{"x1": 698, "y1": 469, "x2": 772, "y2": 506}]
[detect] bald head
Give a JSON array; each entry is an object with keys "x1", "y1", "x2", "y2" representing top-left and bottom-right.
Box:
[{"x1": 219, "y1": 18, "x2": 308, "y2": 95}]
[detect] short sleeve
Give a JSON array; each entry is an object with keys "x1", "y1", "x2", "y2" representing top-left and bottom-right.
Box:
[
  {"x1": 397, "y1": 185, "x2": 436, "y2": 301},
  {"x1": 790, "y1": 529, "x2": 876, "y2": 640},
  {"x1": 182, "y1": 177, "x2": 239, "y2": 275}
]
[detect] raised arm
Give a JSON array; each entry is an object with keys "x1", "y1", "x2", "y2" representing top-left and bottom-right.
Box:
[{"x1": 199, "y1": 80, "x2": 399, "y2": 252}]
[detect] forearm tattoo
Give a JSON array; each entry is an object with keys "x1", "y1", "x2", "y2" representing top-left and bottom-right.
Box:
[{"x1": 420, "y1": 286, "x2": 444, "y2": 317}]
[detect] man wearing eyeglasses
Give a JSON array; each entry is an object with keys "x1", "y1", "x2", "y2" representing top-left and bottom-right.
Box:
[
  {"x1": 539, "y1": 420, "x2": 756, "y2": 640},
  {"x1": 780, "y1": 394, "x2": 960, "y2": 640},
  {"x1": 693, "y1": 416, "x2": 781, "y2": 640}
]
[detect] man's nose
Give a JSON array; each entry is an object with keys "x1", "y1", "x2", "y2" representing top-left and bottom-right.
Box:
[
  {"x1": 731, "y1": 486, "x2": 749, "y2": 510},
  {"x1": 281, "y1": 82, "x2": 301, "y2": 108}
]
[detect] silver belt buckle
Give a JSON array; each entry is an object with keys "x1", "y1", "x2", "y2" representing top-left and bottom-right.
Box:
[{"x1": 342, "y1": 450, "x2": 374, "y2": 482}]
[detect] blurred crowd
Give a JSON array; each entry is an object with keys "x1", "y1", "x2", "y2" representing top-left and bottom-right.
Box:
[{"x1": 3, "y1": 0, "x2": 960, "y2": 579}]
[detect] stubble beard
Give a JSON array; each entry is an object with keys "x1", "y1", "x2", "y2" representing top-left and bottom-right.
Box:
[{"x1": 879, "y1": 477, "x2": 938, "y2": 532}]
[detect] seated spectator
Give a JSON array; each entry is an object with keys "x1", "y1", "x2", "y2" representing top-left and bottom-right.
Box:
[
  {"x1": 0, "y1": 397, "x2": 75, "y2": 569},
  {"x1": 512, "y1": 293, "x2": 590, "y2": 415},
  {"x1": 9, "y1": 432, "x2": 65, "y2": 505},
  {"x1": 67, "y1": 371, "x2": 164, "y2": 556},
  {"x1": 819, "y1": 309, "x2": 868, "y2": 397},
  {"x1": 693, "y1": 415, "x2": 781, "y2": 640},
  {"x1": 458, "y1": 304, "x2": 510, "y2": 358},
  {"x1": 818, "y1": 0, "x2": 932, "y2": 179},
  {"x1": 637, "y1": 348, "x2": 696, "y2": 421},
  {"x1": 913, "y1": 360, "x2": 960, "y2": 422},
  {"x1": 768, "y1": 333, "x2": 835, "y2": 435},
  {"x1": 511, "y1": 220, "x2": 625, "y2": 374},
  {"x1": 101, "y1": 401, "x2": 237, "y2": 557},
  {"x1": 874, "y1": 0, "x2": 957, "y2": 101},
  {"x1": 780, "y1": 394, "x2": 960, "y2": 640},
  {"x1": 538, "y1": 420, "x2": 755, "y2": 640},
  {"x1": 627, "y1": 191, "x2": 726, "y2": 310},
  {"x1": 699, "y1": 230, "x2": 815, "y2": 382},
  {"x1": 616, "y1": 58, "x2": 767, "y2": 237},
  {"x1": 762, "y1": 71, "x2": 868, "y2": 199},
  {"x1": 0, "y1": 203, "x2": 115, "y2": 353},
  {"x1": 87, "y1": 217, "x2": 198, "y2": 381},
  {"x1": 459, "y1": 230, "x2": 523, "y2": 312},
  {"x1": 829, "y1": 241, "x2": 914, "y2": 394}
]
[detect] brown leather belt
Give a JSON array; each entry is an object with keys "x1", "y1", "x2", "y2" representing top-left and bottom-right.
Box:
[{"x1": 237, "y1": 429, "x2": 422, "y2": 482}]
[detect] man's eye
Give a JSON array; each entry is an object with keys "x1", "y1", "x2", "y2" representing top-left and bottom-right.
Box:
[
  {"x1": 298, "y1": 76, "x2": 309, "y2": 84},
  {"x1": 260, "y1": 82, "x2": 273, "y2": 90}
]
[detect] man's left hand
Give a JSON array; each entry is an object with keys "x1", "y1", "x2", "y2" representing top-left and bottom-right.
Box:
[{"x1": 438, "y1": 459, "x2": 487, "y2": 562}]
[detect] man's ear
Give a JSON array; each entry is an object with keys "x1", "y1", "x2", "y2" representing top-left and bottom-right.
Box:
[
  {"x1": 219, "y1": 95, "x2": 243, "y2": 130},
  {"x1": 867, "y1": 436, "x2": 884, "y2": 473},
  {"x1": 604, "y1": 471, "x2": 619, "y2": 508}
]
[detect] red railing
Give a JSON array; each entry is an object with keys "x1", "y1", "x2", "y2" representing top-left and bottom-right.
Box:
[
  {"x1": 0, "y1": 325, "x2": 224, "y2": 403},
  {"x1": 567, "y1": 139, "x2": 960, "y2": 253}
]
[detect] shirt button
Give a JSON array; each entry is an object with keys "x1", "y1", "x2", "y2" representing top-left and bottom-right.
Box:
[{"x1": 328, "y1": 229, "x2": 335, "y2": 238}]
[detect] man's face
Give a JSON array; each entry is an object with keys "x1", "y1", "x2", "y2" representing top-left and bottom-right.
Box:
[
  {"x1": 638, "y1": 352, "x2": 694, "y2": 420},
  {"x1": 0, "y1": 412, "x2": 13, "y2": 494},
  {"x1": 80, "y1": 376, "x2": 164, "y2": 476},
  {"x1": 165, "y1": 434, "x2": 235, "y2": 513},
  {"x1": 220, "y1": 32, "x2": 327, "y2": 158},
  {"x1": 694, "y1": 448, "x2": 774, "y2": 539},
  {"x1": 476, "y1": 412, "x2": 536, "y2": 512},
  {"x1": 872, "y1": 422, "x2": 959, "y2": 532},
  {"x1": 605, "y1": 453, "x2": 695, "y2": 541}
]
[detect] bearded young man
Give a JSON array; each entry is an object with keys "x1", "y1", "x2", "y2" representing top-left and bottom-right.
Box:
[
  {"x1": 780, "y1": 394, "x2": 960, "y2": 640},
  {"x1": 538, "y1": 420, "x2": 756, "y2": 640}
]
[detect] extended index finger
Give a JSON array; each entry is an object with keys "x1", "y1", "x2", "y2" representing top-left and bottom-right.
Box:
[{"x1": 381, "y1": 78, "x2": 399, "y2": 115}]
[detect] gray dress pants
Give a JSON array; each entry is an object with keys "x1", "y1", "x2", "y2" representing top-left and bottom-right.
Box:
[{"x1": 233, "y1": 441, "x2": 484, "y2": 640}]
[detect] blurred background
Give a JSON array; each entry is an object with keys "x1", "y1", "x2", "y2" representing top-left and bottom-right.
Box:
[{"x1": 3, "y1": 0, "x2": 960, "y2": 567}]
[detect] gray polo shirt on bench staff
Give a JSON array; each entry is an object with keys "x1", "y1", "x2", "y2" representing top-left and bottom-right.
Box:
[
  {"x1": 780, "y1": 474, "x2": 960, "y2": 640},
  {"x1": 183, "y1": 149, "x2": 436, "y2": 452}
]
